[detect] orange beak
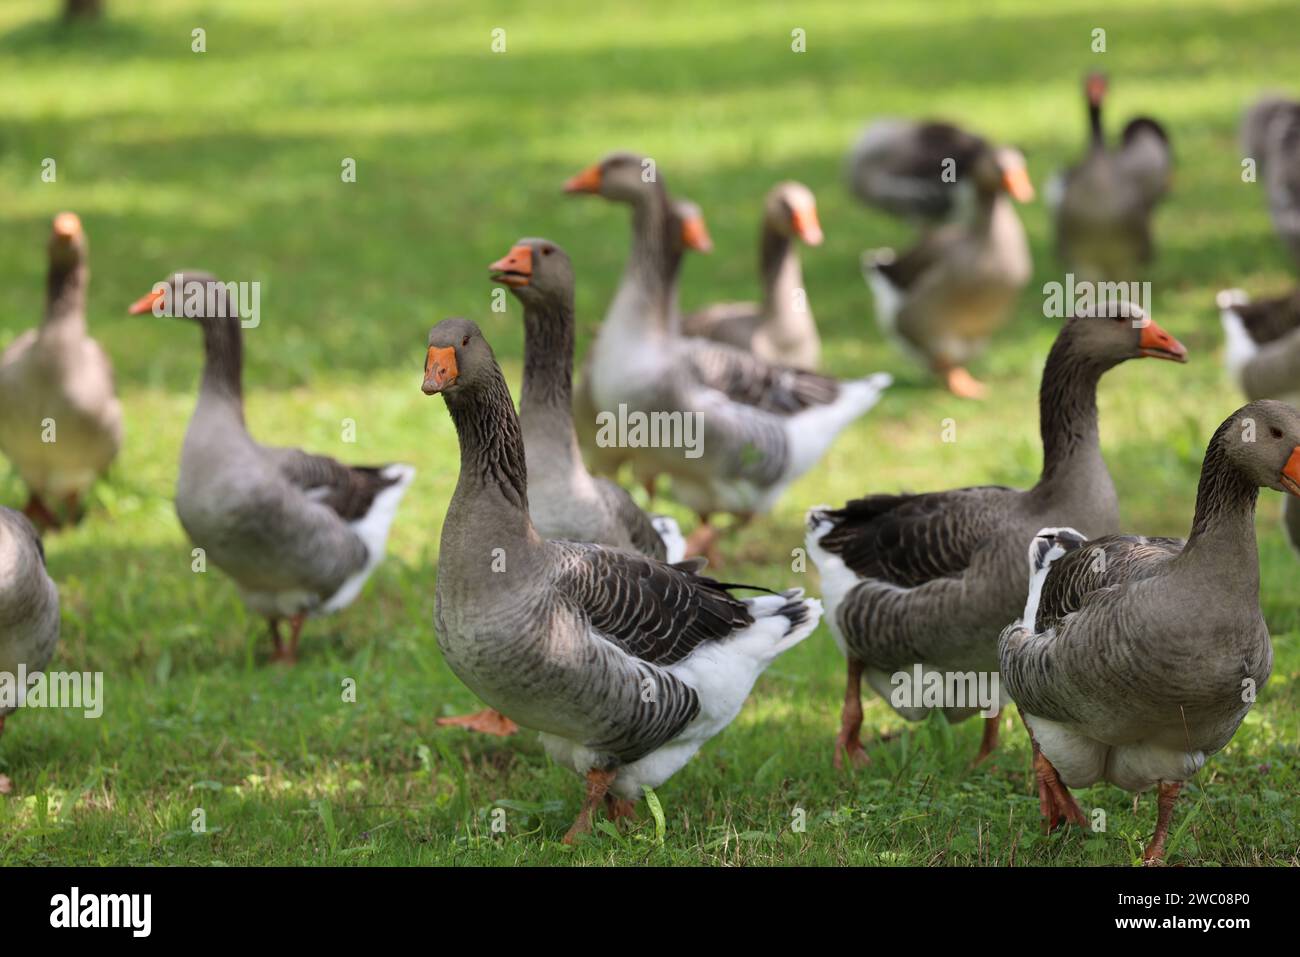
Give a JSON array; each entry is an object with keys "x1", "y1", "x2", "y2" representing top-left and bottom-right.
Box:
[
  {"x1": 1002, "y1": 165, "x2": 1035, "y2": 203},
  {"x1": 1282, "y1": 447, "x2": 1300, "y2": 498},
  {"x1": 563, "y1": 163, "x2": 603, "y2": 194},
  {"x1": 52, "y1": 212, "x2": 82, "y2": 240},
  {"x1": 1138, "y1": 319, "x2": 1189, "y2": 362},
  {"x1": 128, "y1": 288, "x2": 166, "y2": 315},
  {"x1": 422, "y1": 345, "x2": 458, "y2": 395},
  {"x1": 489, "y1": 245, "x2": 533, "y2": 287},
  {"x1": 681, "y1": 213, "x2": 713, "y2": 253},
  {"x1": 790, "y1": 204, "x2": 823, "y2": 246},
  {"x1": 1086, "y1": 72, "x2": 1108, "y2": 106}
]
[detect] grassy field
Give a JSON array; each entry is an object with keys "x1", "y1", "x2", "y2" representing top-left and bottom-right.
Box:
[{"x1": 1, "y1": 0, "x2": 1297, "y2": 866}]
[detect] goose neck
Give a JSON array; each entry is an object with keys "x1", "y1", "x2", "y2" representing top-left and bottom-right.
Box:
[{"x1": 41, "y1": 259, "x2": 88, "y2": 337}]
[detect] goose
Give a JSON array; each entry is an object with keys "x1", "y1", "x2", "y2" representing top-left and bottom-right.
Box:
[
  {"x1": 681, "y1": 181, "x2": 825, "y2": 369},
  {"x1": 434, "y1": 238, "x2": 689, "y2": 739},
  {"x1": 1242, "y1": 95, "x2": 1300, "y2": 269},
  {"x1": 861, "y1": 143, "x2": 1034, "y2": 399},
  {"x1": 0, "y1": 213, "x2": 122, "y2": 530},
  {"x1": 806, "y1": 303, "x2": 1187, "y2": 768},
  {"x1": 566, "y1": 152, "x2": 892, "y2": 564},
  {"x1": 999, "y1": 400, "x2": 1300, "y2": 863},
  {"x1": 1218, "y1": 287, "x2": 1300, "y2": 555},
  {"x1": 422, "y1": 316, "x2": 821, "y2": 842},
  {"x1": 1048, "y1": 73, "x2": 1172, "y2": 280},
  {"x1": 127, "y1": 272, "x2": 415, "y2": 663},
  {"x1": 571, "y1": 197, "x2": 713, "y2": 491},
  {"x1": 845, "y1": 119, "x2": 999, "y2": 229},
  {"x1": 0, "y1": 507, "x2": 60, "y2": 795}
]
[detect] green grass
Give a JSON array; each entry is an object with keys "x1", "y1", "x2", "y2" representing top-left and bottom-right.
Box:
[{"x1": 1, "y1": 0, "x2": 1297, "y2": 866}]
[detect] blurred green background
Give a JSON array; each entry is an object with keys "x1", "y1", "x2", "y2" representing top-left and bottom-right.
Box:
[{"x1": 0, "y1": 0, "x2": 1295, "y2": 864}]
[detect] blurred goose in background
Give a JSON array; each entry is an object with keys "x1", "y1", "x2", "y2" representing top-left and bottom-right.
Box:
[
  {"x1": 860, "y1": 141, "x2": 1034, "y2": 398},
  {"x1": 1048, "y1": 73, "x2": 1172, "y2": 280},
  {"x1": 570, "y1": 193, "x2": 712, "y2": 490},
  {"x1": 0, "y1": 213, "x2": 122, "y2": 530},
  {"x1": 1242, "y1": 95, "x2": 1300, "y2": 269},
  {"x1": 422, "y1": 317, "x2": 820, "y2": 842},
  {"x1": 1000, "y1": 401, "x2": 1300, "y2": 863},
  {"x1": 682, "y1": 181, "x2": 825, "y2": 369},
  {"x1": 807, "y1": 304, "x2": 1187, "y2": 768},
  {"x1": 845, "y1": 119, "x2": 997, "y2": 229},
  {"x1": 1218, "y1": 287, "x2": 1300, "y2": 553},
  {"x1": 0, "y1": 507, "x2": 60, "y2": 795},
  {"x1": 128, "y1": 272, "x2": 415, "y2": 664},
  {"x1": 566, "y1": 152, "x2": 892, "y2": 565}
]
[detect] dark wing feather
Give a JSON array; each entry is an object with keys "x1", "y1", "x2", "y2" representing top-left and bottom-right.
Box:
[
  {"x1": 849, "y1": 121, "x2": 990, "y2": 222},
  {"x1": 1235, "y1": 291, "x2": 1300, "y2": 345},
  {"x1": 1034, "y1": 533, "x2": 1184, "y2": 630},
  {"x1": 552, "y1": 544, "x2": 754, "y2": 666},
  {"x1": 685, "y1": 340, "x2": 840, "y2": 414},
  {"x1": 596, "y1": 476, "x2": 667, "y2": 561},
  {"x1": 819, "y1": 486, "x2": 1017, "y2": 586},
  {"x1": 262, "y1": 446, "x2": 400, "y2": 522},
  {"x1": 874, "y1": 226, "x2": 961, "y2": 291}
]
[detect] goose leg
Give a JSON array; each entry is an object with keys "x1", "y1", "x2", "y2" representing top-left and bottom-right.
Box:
[
  {"x1": 683, "y1": 513, "x2": 722, "y2": 566},
  {"x1": 22, "y1": 494, "x2": 59, "y2": 531},
  {"x1": 436, "y1": 708, "x2": 519, "y2": 736},
  {"x1": 286, "y1": 612, "x2": 306, "y2": 663},
  {"x1": 973, "y1": 711, "x2": 1000, "y2": 765},
  {"x1": 62, "y1": 491, "x2": 82, "y2": 526},
  {"x1": 1142, "y1": 781, "x2": 1181, "y2": 865},
  {"x1": 604, "y1": 793, "x2": 637, "y2": 823},
  {"x1": 1032, "y1": 742, "x2": 1088, "y2": 831},
  {"x1": 834, "y1": 658, "x2": 871, "y2": 768},
  {"x1": 0, "y1": 715, "x2": 9, "y2": 795},
  {"x1": 267, "y1": 618, "x2": 285, "y2": 659},
  {"x1": 563, "y1": 767, "x2": 617, "y2": 844},
  {"x1": 642, "y1": 475, "x2": 657, "y2": 503},
  {"x1": 936, "y1": 362, "x2": 988, "y2": 400}
]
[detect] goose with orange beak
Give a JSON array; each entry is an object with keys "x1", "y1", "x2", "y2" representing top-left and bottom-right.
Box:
[
  {"x1": 565, "y1": 151, "x2": 891, "y2": 566},
  {"x1": 1001, "y1": 399, "x2": 1300, "y2": 863},
  {"x1": 683, "y1": 181, "x2": 827, "y2": 369},
  {"x1": 0, "y1": 212, "x2": 122, "y2": 531},
  {"x1": 859, "y1": 139, "x2": 1034, "y2": 399}
]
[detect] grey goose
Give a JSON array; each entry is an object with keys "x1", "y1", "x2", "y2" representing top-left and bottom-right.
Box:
[
  {"x1": 0, "y1": 213, "x2": 122, "y2": 530},
  {"x1": 681, "y1": 181, "x2": 825, "y2": 369},
  {"x1": 860, "y1": 139, "x2": 1034, "y2": 399},
  {"x1": 807, "y1": 304, "x2": 1188, "y2": 768},
  {"x1": 1048, "y1": 73, "x2": 1172, "y2": 280},
  {"x1": 566, "y1": 152, "x2": 892, "y2": 565},
  {"x1": 1218, "y1": 288, "x2": 1300, "y2": 554},
  {"x1": 999, "y1": 400, "x2": 1300, "y2": 863},
  {"x1": 0, "y1": 507, "x2": 60, "y2": 794},
  {"x1": 128, "y1": 272, "x2": 415, "y2": 663},
  {"x1": 1242, "y1": 95, "x2": 1300, "y2": 269},
  {"x1": 422, "y1": 317, "x2": 820, "y2": 843}
]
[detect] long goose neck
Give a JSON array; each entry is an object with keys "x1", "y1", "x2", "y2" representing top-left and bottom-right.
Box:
[
  {"x1": 1033, "y1": 331, "x2": 1107, "y2": 490},
  {"x1": 41, "y1": 256, "x2": 88, "y2": 336},
  {"x1": 445, "y1": 369, "x2": 531, "y2": 521},
  {"x1": 760, "y1": 227, "x2": 808, "y2": 332},
  {"x1": 1181, "y1": 428, "x2": 1261, "y2": 579},
  {"x1": 1088, "y1": 100, "x2": 1104, "y2": 150},
  {"x1": 616, "y1": 186, "x2": 679, "y2": 336},
  {"x1": 519, "y1": 291, "x2": 583, "y2": 465},
  {"x1": 198, "y1": 316, "x2": 246, "y2": 417}
]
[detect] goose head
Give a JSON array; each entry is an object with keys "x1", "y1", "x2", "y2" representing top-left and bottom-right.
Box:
[
  {"x1": 127, "y1": 271, "x2": 237, "y2": 323},
  {"x1": 673, "y1": 199, "x2": 713, "y2": 253},
  {"x1": 764, "y1": 181, "x2": 823, "y2": 246},
  {"x1": 48, "y1": 211, "x2": 87, "y2": 271},
  {"x1": 422, "y1": 317, "x2": 494, "y2": 397},
  {"x1": 1065, "y1": 301, "x2": 1188, "y2": 366},
  {"x1": 563, "y1": 151, "x2": 661, "y2": 204},
  {"x1": 1085, "y1": 72, "x2": 1108, "y2": 109},
  {"x1": 974, "y1": 146, "x2": 1035, "y2": 203},
  {"x1": 1222, "y1": 400, "x2": 1300, "y2": 497},
  {"x1": 490, "y1": 237, "x2": 574, "y2": 306}
]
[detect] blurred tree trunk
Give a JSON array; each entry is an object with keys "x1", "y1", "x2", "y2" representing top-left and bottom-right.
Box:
[{"x1": 64, "y1": 0, "x2": 104, "y2": 19}]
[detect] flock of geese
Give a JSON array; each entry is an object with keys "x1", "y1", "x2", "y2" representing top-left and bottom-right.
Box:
[{"x1": 2, "y1": 76, "x2": 1300, "y2": 861}]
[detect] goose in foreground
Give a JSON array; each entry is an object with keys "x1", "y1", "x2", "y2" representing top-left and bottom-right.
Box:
[
  {"x1": 0, "y1": 507, "x2": 60, "y2": 794},
  {"x1": 1048, "y1": 73, "x2": 1172, "y2": 280},
  {"x1": 845, "y1": 119, "x2": 999, "y2": 229},
  {"x1": 567, "y1": 152, "x2": 892, "y2": 564},
  {"x1": 434, "y1": 238, "x2": 689, "y2": 739},
  {"x1": 999, "y1": 400, "x2": 1300, "y2": 863},
  {"x1": 1242, "y1": 96, "x2": 1300, "y2": 269},
  {"x1": 1218, "y1": 287, "x2": 1300, "y2": 555},
  {"x1": 861, "y1": 143, "x2": 1034, "y2": 399},
  {"x1": 423, "y1": 317, "x2": 820, "y2": 842},
  {"x1": 681, "y1": 181, "x2": 825, "y2": 369},
  {"x1": 0, "y1": 213, "x2": 122, "y2": 530},
  {"x1": 128, "y1": 272, "x2": 415, "y2": 664},
  {"x1": 806, "y1": 303, "x2": 1188, "y2": 768}
]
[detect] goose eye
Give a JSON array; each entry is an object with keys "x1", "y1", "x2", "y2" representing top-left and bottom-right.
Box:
[
  {"x1": 1270, "y1": 427, "x2": 1283, "y2": 439},
  {"x1": 542, "y1": 247, "x2": 553, "y2": 256},
  {"x1": 462, "y1": 335, "x2": 470, "y2": 347}
]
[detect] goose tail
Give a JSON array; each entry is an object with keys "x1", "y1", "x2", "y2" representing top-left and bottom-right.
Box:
[
  {"x1": 652, "y1": 514, "x2": 687, "y2": 564},
  {"x1": 1020, "y1": 527, "x2": 1086, "y2": 628}
]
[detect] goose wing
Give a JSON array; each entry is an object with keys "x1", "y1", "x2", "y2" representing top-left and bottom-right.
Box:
[
  {"x1": 1032, "y1": 533, "x2": 1184, "y2": 631},
  {"x1": 262, "y1": 446, "x2": 403, "y2": 522},
  {"x1": 684, "y1": 338, "x2": 839, "y2": 415},
  {"x1": 846, "y1": 120, "x2": 988, "y2": 223}
]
